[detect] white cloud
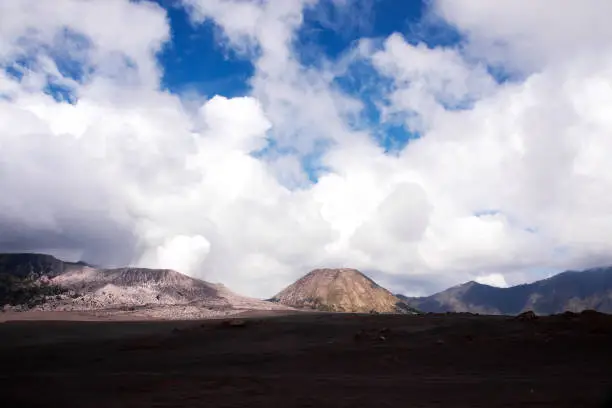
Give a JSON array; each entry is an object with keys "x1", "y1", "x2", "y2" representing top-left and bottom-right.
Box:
[
  {"x1": 370, "y1": 33, "x2": 496, "y2": 131},
  {"x1": 156, "y1": 235, "x2": 211, "y2": 275},
  {"x1": 475, "y1": 273, "x2": 508, "y2": 288},
  {"x1": 183, "y1": 0, "x2": 363, "y2": 156},
  {"x1": 434, "y1": 0, "x2": 612, "y2": 73},
  {"x1": 2, "y1": 0, "x2": 612, "y2": 299},
  {"x1": 0, "y1": 0, "x2": 168, "y2": 86}
]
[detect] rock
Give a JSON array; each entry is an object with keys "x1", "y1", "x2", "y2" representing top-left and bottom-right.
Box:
[
  {"x1": 560, "y1": 311, "x2": 578, "y2": 320},
  {"x1": 580, "y1": 309, "x2": 604, "y2": 318},
  {"x1": 353, "y1": 330, "x2": 365, "y2": 342},
  {"x1": 229, "y1": 319, "x2": 247, "y2": 327},
  {"x1": 516, "y1": 311, "x2": 538, "y2": 321},
  {"x1": 354, "y1": 328, "x2": 391, "y2": 342},
  {"x1": 219, "y1": 319, "x2": 248, "y2": 328}
]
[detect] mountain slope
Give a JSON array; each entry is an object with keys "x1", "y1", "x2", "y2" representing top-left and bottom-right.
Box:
[
  {"x1": 0, "y1": 253, "x2": 291, "y2": 317},
  {"x1": 271, "y1": 268, "x2": 418, "y2": 313},
  {"x1": 50, "y1": 266, "x2": 226, "y2": 309},
  {"x1": 0, "y1": 253, "x2": 86, "y2": 278},
  {"x1": 0, "y1": 253, "x2": 76, "y2": 308},
  {"x1": 400, "y1": 267, "x2": 612, "y2": 315}
]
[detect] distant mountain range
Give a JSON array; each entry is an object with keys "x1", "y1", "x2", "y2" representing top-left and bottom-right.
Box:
[
  {"x1": 399, "y1": 267, "x2": 612, "y2": 315},
  {"x1": 2, "y1": 253, "x2": 611, "y2": 316},
  {"x1": 0, "y1": 253, "x2": 291, "y2": 319},
  {"x1": 270, "y1": 268, "x2": 419, "y2": 314}
]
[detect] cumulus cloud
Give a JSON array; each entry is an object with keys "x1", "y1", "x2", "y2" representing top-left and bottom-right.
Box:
[
  {"x1": 370, "y1": 33, "x2": 496, "y2": 131},
  {"x1": 0, "y1": 0, "x2": 169, "y2": 86},
  {"x1": 156, "y1": 235, "x2": 211, "y2": 276},
  {"x1": 434, "y1": 0, "x2": 612, "y2": 73},
  {"x1": 1, "y1": 0, "x2": 612, "y2": 298}
]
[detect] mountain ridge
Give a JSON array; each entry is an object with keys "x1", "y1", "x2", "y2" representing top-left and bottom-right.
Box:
[
  {"x1": 399, "y1": 266, "x2": 612, "y2": 315},
  {"x1": 4, "y1": 253, "x2": 612, "y2": 316},
  {"x1": 0, "y1": 253, "x2": 291, "y2": 318}
]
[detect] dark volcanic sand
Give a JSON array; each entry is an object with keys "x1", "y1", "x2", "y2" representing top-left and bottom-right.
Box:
[{"x1": 1, "y1": 311, "x2": 611, "y2": 407}]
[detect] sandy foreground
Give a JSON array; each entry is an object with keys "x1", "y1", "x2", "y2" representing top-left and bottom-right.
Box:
[
  {"x1": 1, "y1": 310, "x2": 611, "y2": 407},
  {"x1": 0, "y1": 308, "x2": 243, "y2": 323}
]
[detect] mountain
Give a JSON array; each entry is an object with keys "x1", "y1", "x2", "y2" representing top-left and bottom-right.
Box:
[
  {"x1": 51, "y1": 266, "x2": 224, "y2": 308},
  {"x1": 399, "y1": 266, "x2": 612, "y2": 315},
  {"x1": 0, "y1": 253, "x2": 85, "y2": 279},
  {"x1": 270, "y1": 268, "x2": 419, "y2": 314},
  {"x1": 0, "y1": 253, "x2": 291, "y2": 318}
]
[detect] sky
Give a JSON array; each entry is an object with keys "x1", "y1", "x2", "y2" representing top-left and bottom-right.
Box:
[{"x1": 2, "y1": 0, "x2": 612, "y2": 298}]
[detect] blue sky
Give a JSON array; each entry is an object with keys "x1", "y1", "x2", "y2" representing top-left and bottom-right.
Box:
[
  {"x1": 155, "y1": 0, "x2": 458, "y2": 154},
  {"x1": 158, "y1": 0, "x2": 428, "y2": 91},
  {"x1": 158, "y1": 2, "x2": 254, "y2": 98},
  {"x1": 5, "y1": 0, "x2": 468, "y2": 155}
]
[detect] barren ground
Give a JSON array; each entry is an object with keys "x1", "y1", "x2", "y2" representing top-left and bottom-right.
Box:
[{"x1": 1, "y1": 310, "x2": 611, "y2": 407}]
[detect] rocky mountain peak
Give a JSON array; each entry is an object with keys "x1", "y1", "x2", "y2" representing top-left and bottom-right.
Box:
[{"x1": 271, "y1": 268, "x2": 416, "y2": 313}]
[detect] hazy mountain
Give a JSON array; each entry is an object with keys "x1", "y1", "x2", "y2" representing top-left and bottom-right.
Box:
[
  {"x1": 0, "y1": 253, "x2": 291, "y2": 318},
  {"x1": 271, "y1": 268, "x2": 419, "y2": 314},
  {"x1": 399, "y1": 267, "x2": 612, "y2": 315}
]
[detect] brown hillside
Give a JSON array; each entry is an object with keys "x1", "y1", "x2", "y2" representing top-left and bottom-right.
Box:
[{"x1": 271, "y1": 268, "x2": 416, "y2": 313}]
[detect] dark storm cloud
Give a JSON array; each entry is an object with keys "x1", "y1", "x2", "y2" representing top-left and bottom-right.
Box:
[{"x1": 0, "y1": 213, "x2": 138, "y2": 267}]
